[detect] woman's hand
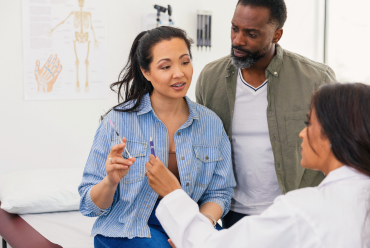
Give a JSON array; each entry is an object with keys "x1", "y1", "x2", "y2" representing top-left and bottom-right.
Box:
[
  {"x1": 145, "y1": 155, "x2": 182, "y2": 197},
  {"x1": 106, "y1": 137, "x2": 136, "y2": 186}
]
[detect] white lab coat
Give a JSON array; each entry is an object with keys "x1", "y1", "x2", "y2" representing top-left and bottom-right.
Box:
[{"x1": 156, "y1": 166, "x2": 370, "y2": 248}]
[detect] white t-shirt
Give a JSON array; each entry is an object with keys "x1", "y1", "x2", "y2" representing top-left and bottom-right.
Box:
[{"x1": 230, "y1": 69, "x2": 281, "y2": 215}]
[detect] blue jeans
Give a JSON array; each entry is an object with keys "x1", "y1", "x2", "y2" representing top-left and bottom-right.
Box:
[{"x1": 94, "y1": 200, "x2": 222, "y2": 248}]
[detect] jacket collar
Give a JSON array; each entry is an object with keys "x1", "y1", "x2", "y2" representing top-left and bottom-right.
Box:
[
  {"x1": 318, "y1": 165, "x2": 370, "y2": 188},
  {"x1": 137, "y1": 93, "x2": 199, "y2": 120},
  {"x1": 266, "y1": 43, "x2": 284, "y2": 78}
]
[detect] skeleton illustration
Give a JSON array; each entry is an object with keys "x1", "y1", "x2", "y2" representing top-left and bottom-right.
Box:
[{"x1": 47, "y1": 0, "x2": 98, "y2": 93}]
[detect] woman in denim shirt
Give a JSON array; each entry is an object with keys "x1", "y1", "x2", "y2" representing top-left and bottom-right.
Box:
[{"x1": 78, "y1": 26, "x2": 236, "y2": 248}]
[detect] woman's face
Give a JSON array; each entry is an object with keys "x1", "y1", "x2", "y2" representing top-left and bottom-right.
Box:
[
  {"x1": 299, "y1": 108, "x2": 332, "y2": 173},
  {"x1": 141, "y1": 38, "x2": 193, "y2": 100}
]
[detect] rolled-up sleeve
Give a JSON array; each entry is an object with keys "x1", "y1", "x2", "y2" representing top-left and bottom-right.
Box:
[
  {"x1": 198, "y1": 131, "x2": 236, "y2": 217},
  {"x1": 78, "y1": 118, "x2": 119, "y2": 217}
]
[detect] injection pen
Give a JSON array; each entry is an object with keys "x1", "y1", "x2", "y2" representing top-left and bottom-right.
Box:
[
  {"x1": 108, "y1": 119, "x2": 132, "y2": 158},
  {"x1": 150, "y1": 137, "x2": 156, "y2": 157}
]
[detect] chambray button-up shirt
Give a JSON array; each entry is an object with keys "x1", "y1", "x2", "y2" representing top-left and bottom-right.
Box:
[{"x1": 78, "y1": 93, "x2": 236, "y2": 239}]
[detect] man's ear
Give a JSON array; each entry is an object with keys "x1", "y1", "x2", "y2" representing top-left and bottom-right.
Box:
[
  {"x1": 140, "y1": 67, "x2": 151, "y2": 82},
  {"x1": 272, "y1": 28, "x2": 283, "y2": 44}
]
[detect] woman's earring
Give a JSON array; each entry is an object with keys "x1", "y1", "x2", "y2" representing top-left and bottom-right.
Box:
[{"x1": 330, "y1": 143, "x2": 332, "y2": 148}]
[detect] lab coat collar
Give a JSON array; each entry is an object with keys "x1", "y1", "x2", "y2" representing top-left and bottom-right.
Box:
[{"x1": 318, "y1": 165, "x2": 370, "y2": 188}]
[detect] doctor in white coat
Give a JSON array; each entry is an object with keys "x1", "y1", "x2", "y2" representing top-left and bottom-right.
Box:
[{"x1": 145, "y1": 83, "x2": 370, "y2": 248}]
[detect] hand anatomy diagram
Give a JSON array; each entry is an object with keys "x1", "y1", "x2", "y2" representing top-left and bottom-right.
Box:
[
  {"x1": 47, "y1": 0, "x2": 98, "y2": 93},
  {"x1": 35, "y1": 55, "x2": 63, "y2": 93}
]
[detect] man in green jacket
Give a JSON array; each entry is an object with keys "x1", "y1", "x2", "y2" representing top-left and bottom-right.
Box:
[{"x1": 196, "y1": 0, "x2": 336, "y2": 228}]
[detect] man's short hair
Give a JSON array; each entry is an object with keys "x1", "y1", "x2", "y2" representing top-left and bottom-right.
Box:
[{"x1": 237, "y1": 0, "x2": 287, "y2": 29}]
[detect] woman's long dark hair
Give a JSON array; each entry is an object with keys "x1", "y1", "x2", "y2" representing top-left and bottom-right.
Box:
[
  {"x1": 311, "y1": 83, "x2": 370, "y2": 177},
  {"x1": 102, "y1": 26, "x2": 193, "y2": 120},
  {"x1": 311, "y1": 83, "x2": 370, "y2": 246}
]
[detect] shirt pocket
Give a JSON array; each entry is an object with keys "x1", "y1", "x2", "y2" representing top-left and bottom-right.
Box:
[
  {"x1": 112, "y1": 139, "x2": 147, "y2": 184},
  {"x1": 284, "y1": 110, "x2": 307, "y2": 147},
  {"x1": 193, "y1": 146, "x2": 223, "y2": 187}
]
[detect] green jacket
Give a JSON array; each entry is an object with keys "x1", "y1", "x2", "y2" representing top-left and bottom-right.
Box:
[{"x1": 195, "y1": 44, "x2": 336, "y2": 194}]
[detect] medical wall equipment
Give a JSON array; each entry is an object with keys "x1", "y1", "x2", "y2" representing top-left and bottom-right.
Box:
[
  {"x1": 154, "y1": 4, "x2": 167, "y2": 27},
  {"x1": 168, "y1": 5, "x2": 173, "y2": 26},
  {"x1": 142, "y1": 4, "x2": 174, "y2": 31},
  {"x1": 197, "y1": 10, "x2": 212, "y2": 51}
]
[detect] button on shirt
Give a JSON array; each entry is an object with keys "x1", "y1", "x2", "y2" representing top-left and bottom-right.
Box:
[
  {"x1": 78, "y1": 93, "x2": 236, "y2": 238},
  {"x1": 157, "y1": 166, "x2": 370, "y2": 248}
]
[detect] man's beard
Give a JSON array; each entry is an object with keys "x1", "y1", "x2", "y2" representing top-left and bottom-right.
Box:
[{"x1": 230, "y1": 45, "x2": 268, "y2": 69}]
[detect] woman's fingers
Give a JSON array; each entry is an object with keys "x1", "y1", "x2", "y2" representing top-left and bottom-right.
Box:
[
  {"x1": 106, "y1": 158, "x2": 131, "y2": 176},
  {"x1": 109, "y1": 142, "x2": 126, "y2": 157},
  {"x1": 106, "y1": 152, "x2": 135, "y2": 175},
  {"x1": 110, "y1": 164, "x2": 129, "y2": 170},
  {"x1": 110, "y1": 157, "x2": 134, "y2": 166}
]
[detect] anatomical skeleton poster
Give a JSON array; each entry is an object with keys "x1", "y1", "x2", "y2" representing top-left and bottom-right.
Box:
[{"x1": 23, "y1": 0, "x2": 108, "y2": 100}]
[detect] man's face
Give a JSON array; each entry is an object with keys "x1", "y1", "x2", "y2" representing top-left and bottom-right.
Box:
[{"x1": 230, "y1": 5, "x2": 275, "y2": 69}]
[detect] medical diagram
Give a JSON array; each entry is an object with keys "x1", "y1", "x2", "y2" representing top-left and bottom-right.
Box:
[
  {"x1": 47, "y1": 0, "x2": 99, "y2": 93},
  {"x1": 22, "y1": 0, "x2": 108, "y2": 100},
  {"x1": 35, "y1": 55, "x2": 63, "y2": 93}
]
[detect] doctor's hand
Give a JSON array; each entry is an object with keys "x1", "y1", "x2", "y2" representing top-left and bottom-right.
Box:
[
  {"x1": 145, "y1": 155, "x2": 182, "y2": 197},
  {"x1": 106, "y1": 137, "x2": 136, "y2": 186}
]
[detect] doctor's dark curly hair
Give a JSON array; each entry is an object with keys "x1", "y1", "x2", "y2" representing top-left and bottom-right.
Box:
[{"x1": 237, "y1": 0, "x2": 287, "y2": 29}]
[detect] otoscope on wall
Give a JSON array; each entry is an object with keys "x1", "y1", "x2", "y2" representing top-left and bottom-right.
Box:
[{"x1": 154, "y1": 5, "x2": 167, "y2": 27}]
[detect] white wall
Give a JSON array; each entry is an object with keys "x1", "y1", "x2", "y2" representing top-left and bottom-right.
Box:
[
  {"x1": 0, "y1": 0, "x2": 321, "y2": 175},
  {"x1": 326, "y1": 0, "x2": 370, "y2": 84}
]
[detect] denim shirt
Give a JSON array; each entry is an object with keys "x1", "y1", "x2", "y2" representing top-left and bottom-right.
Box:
[{"x1": 78, "y1": 93, "x2": 236, "y2": 238}]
